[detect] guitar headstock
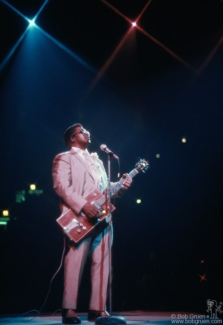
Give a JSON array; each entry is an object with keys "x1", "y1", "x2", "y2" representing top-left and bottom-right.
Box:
[{"x1": 135, "y1": 159, "x2": 149, "y2": 173}]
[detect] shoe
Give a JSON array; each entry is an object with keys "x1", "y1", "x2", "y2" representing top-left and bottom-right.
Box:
[
  {"x1": 88, "y1": 310, "x2": 110, "y2": 322},
  {"x1": 62, "y1": 309, "x2": 81, "y2": 324}
]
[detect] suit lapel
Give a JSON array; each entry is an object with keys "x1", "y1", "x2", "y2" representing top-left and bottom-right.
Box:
[{"x1": 70, "y1": 149, "x2": 95, "y2": 181}]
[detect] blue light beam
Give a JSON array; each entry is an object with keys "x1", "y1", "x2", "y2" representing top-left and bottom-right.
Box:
[
  {"x1": 1, "y1": 0, "x2": 49, "y2": 25},
  {"x1": 0, "y1": 29, "x2": 29, "y2": 72},
  {"x1": 36, "y1": 26, "x2": 97, "y2": 75},
  {"x1": 1, "y1": 0, "x2": 96, "y2": 76},
  {"x1": 0, "y1": 0, "x2": 38, "y2": 71},
  {"x1": 32, "y1": 0, "x2": 50, "y2": 22},
  {"x1": 1, "y1": 0, "x2": 29, "y2": 21}
]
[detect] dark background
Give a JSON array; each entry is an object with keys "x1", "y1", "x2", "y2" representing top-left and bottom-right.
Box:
[{"x1": 0, "y1": 0, "x2": 222, "y2": 315}]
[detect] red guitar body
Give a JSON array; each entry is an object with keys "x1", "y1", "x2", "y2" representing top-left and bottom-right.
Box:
[{"x1": 56, "y1": 188, "x2": 115, "y2": 244}]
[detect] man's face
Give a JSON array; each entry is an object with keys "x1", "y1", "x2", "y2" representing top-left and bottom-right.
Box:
[{"x1": 70, "y1": 125, "x2": 91, "y2": 149}]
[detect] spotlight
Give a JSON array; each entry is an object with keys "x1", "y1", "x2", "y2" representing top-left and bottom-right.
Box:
[
  {"x1": 136, "y1": 199, "x2": 141, "y2": 204},
  {"x1": 28, "y1": 19, "x2": 36, "y2": 27},
  {"x1": 181, "y1": 137, "x2": 187, "y2": 143},
  {"x1": 131, "y1": 21, "x2": 137, "y2": 27}
]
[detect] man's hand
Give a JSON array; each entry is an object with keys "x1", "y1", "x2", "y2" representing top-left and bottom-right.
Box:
[
  {"x1": 120, "y1": 173, "x2": 132, "y2": 190},
  {"x1": 82, "y1": 201, "x2": 100, "y2": 218}
]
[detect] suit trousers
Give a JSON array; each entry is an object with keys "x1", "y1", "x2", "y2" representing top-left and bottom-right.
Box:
[{"x1": 62, "y1": 222, "x2": 112, "y2": 311}]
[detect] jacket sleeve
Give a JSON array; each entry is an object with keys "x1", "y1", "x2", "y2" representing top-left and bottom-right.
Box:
[
  {"x1": 110, "y1": 182, "x2": 123, "y2": 197},
  {"x1": 52, "y1": 153, "x2": 87, "y2": 215}
]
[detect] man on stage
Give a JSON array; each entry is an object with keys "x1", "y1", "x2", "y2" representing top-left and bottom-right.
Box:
[{"x1": 52, "y1": 123, "x2": 132, "y2": 324}]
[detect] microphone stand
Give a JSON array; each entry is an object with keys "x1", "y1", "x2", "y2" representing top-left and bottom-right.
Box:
[
  {"x1": 107, "y1": 152, "x2": 112, "y2": 315},
  {"x1": 95, "y1": 153, "x2": 126, "y2": 325}
]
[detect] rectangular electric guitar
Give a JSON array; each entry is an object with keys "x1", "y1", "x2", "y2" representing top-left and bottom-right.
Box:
[{"x1": 56, "y1": 159, "x2": 149, "y2": 244}]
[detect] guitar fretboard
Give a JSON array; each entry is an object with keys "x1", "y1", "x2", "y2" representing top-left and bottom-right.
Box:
[{"x1": 110, "y1": 168, "x2": 139, "y2": 197}]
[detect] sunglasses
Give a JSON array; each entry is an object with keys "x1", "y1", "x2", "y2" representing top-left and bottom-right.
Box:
[{"x1": 71, "y1": 128, "x2": 90, "y2": 137}]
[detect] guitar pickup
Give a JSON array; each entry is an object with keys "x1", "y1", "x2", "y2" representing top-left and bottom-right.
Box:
[{"x1": 63, "y1": 218, "x2": 79, "y2": 233}]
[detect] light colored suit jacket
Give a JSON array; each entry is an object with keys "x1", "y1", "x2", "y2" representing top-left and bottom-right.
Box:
[{"x1": 52, "y1": 149, "x2": 119, "y2": 216}]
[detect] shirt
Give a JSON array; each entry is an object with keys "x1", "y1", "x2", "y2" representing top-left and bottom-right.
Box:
[{"x1": 72, "y1": 147, "x2": 107, "y2": 192}]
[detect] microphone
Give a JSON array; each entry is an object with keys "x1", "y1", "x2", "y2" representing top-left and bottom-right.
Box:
[{"x1": 100, "y1": 144, "x2": 119, "y2": 159}]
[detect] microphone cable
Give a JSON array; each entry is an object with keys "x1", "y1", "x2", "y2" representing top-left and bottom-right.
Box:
[
  {"x1": 16, "y1": 236, "x2": 66, "y2": 321},
  {"x1": 38, "y1": 236, "x2": 66, "y2": 314}
]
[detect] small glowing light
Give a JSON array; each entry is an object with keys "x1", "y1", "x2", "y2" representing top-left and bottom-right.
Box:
[
  {"x1": 181, "y1": 137, "x2": 187, "y2": 143},
  {"x1": 30, "y1": 184, "x2": 36, "y2": 191},
  {"x1": 131, "y1": 21, "x2": 137, "y2": 27},
  {"x1": 2, "y1": 210, "x2": 9, "y2": 217},
  {"x1": 0, "y1": 221, "x2": 7, "y2": 225},
  {"x1": 156, "y1": 154, "x2": 160, "y2": 158},
  {"x1": 102, "y1": 210, "x2": 106, "y2": 214},
  {"x1": 200, "y1": 260, "x2": 205, "y2": 264},
  {"x1": 136, "y1": 199, "x2": 141, "y2": 204},
  {"x1": 199, "y1": 274, "x2": 207, "y2": 282}
]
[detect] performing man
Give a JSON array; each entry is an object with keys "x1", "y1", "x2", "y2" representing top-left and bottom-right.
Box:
[{"x1": 52, "y1": 123, "x2": 132, "y2": 324}]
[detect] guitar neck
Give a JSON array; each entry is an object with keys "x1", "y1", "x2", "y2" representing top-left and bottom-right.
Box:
[
  {"x1": 96, "y1": 159, "x2": 148, "y2": 207},
  {"x1": 110, "y1": 168, "x2": 138, "y2": 197}
]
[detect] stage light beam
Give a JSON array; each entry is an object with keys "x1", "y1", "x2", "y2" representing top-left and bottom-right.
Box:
[
  {"x1": 101, "y1": 0, "x2": 195, "y2": 73},
  {"x1": 136, "y1": 0, "x2": 153, "y2": 22},
  {"x1": 89, "y1": 28, "x2": 133, "y2": 90},
  {"x1": 33, "y1": 0, "x2": 49, "y2": 22},
  {"x1": 197, "y1": 34, "x2": 223, "y2": 75},
  {"x1": 1, "y1": 0, "x2": 28, "y2": 21},
  {"x1": 0, "y1": 0, "x2": 52, "y2": 72},
  {"x1": 37, "y1": 27, "x2": 96, "y2": 74},
  {"x1": 101, "y1": 0, "x2": 132, "y2": 24}
]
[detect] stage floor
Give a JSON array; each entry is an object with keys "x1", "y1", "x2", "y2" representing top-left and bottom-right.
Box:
[{"x1": 0, "y1": 311, "x2": 211, "y2": 325}]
